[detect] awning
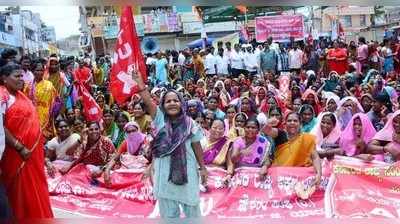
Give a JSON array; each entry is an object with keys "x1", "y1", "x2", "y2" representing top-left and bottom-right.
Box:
[{"x1": 187, "y1": 38, "x2": 215, "y2": 48}]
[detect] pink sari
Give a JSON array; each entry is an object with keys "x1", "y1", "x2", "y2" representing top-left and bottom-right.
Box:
[
  {"x1": 310, "y1": 112, "x2": 341, "y2": 152},
  {"x1": 373, "y1": 110, "x2": 400, "y2": 144},
  {"x1": 339, "y1": 113, "x2": 379, "y2": 159},
  {"x1": 232, "y1": 134, "x2": 271, "y2": 167}
]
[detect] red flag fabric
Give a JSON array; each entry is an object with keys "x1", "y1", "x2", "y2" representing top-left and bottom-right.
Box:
[
  {"x1": 74, "y1": 66, "x2": 92, "y2": 91},
  {"x1": 110, "y1": 6, "x2": 147, "y2": 105},
  {"x1": 77, "y1": 83, "x2": 102, "y2": 122}
]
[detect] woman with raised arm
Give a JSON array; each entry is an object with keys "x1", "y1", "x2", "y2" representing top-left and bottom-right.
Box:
[
  {"x1": 263, "y1": 112, "x2": 322, "y2": 186},
  {"x1": 132, "y1": 69, "x2": 207, "y2": 218}
]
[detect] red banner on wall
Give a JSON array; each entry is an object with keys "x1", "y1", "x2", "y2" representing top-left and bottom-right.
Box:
[
  {"x1": 255, "y1": 15, "x2": 304, "y2": 42},
  {"x1": 48, "y1": 162, "x2": 331, "y2": 218}
]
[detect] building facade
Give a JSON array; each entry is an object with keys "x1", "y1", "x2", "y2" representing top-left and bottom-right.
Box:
[{"x1": 321, "y1": 6, "x2": 375, "y2": 42}]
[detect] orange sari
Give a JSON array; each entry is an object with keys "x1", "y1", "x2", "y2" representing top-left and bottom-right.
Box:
[
  {"x1": 0, "y1": 90, "x2": 53, "y2": 218},
  {"x1": 272, "y1": 133, "x2": 316, "y2": 167}
]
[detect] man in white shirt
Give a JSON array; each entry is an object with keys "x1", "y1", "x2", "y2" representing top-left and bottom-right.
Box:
[
  {"x1": 243, "y1": 44, "x2": 260, "y2": 79},
  {"x1": 288, "y1": 43, "x2": 304, "y2": 75},
  {"x1": 230, "y1": 43, "x2": 245, "y2": 78},
  {"x1": 178, "y1": 50, "x2": 186, "y2": 66},
  {"x1": 215, "y1": 48, "x2": 229, "y2": 77},
  {"x1": 214, "y1": 41, "x2": 223, "y2": 56},
  {"x1": 224, "y1": 42, "x2": 233, "y2": 75},
  {"x1": 204, "y1": 48, "x2": 217, "y2": 77}
]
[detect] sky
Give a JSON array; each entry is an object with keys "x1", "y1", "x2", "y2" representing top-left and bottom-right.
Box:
[{"x1": 1, "y1": 6, "x2": 81, "y2": 40}]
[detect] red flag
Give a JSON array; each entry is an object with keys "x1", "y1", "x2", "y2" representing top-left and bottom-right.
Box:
[
  {"x1": 110, "y1": 6, "x2": 147, "y2": 105},
  {"x1": 77, "y1": 83, "x2": 102, "y2": 122}
]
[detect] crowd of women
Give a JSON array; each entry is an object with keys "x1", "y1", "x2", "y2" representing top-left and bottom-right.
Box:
[{"x1": 0, "y1": 34, "x2": 400, "y2": 219}]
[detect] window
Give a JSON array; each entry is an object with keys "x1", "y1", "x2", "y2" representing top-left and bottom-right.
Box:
[
  {"x1": 340, "y1": 15, "x2": 352, "y2": 27},
  {"x1": 360, "y1": 15, "x2": 366, "y2": 27}
]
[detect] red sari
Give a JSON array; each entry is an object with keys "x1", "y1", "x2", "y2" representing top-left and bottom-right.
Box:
[
  {"x1": 0, "y1": 90, "x2": 53, "y2": 218},
  {"x1": 327, "y1": 48, "x2": 348, "y2": 75}
]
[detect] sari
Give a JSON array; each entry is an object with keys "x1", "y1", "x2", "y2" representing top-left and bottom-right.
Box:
[
  {"x1": 104, "y1": 122, "x2": 117, "y2": 137},
  {"x1": 78, "y1": 136, "x2": 115, "y2": 166},
  {"x1": 337, "y1": 96, "x2": 364, "y2": 130},
  {"x1": 232, "y1": 135, "x2": 271, "y2": 167},
  {"x1": 93, "y1": 65, "x2": 104, "y2": 86},
  {"x1": 132, "y1": 114, "x2": 153, "y2": 134},
  {"x1": 214, "y1": 81, "x2": 231, "y2": 108},
  {"x1": 47, "y1": 70, "x2": 68, "y2": 118},
  {"x1": 260, "y1": 95, "x2": 287, "y2": 114},
  {"x1": 272, "y1": 133, "x2": 316, "y2": 167},
  {"x1": 255, "y1": 87, "x2": 267, "y2": 108},
  {"x1": 0, "y1": 89, "x2": 53, "y2": 218},
  {"x1": 323, "y1": 92, "x2": 340, "y2": 112},
  {"x1": 373, "y1": 110, "x2": 400, "y2": 146},
  {"x1": 300, "y1": 105, "x2": 318, "y2": 133},
  {"x1": 203, "y1": 136, "x2": 231, "y2": 167},
  {"x1": 310, "y1": 112, "x2": 341, "y2": 152},
  {"x1": 110, "y1": 126, "x2": 126, "y2": 149},
  {"x1": 301, "y1": 89, "x2": 322, "y2": 115},
  {"x1": 339, "y1": 113, "x2": 378, "y2": 158},
  {"x1": 25, "y1": 80, "x2": 57, "y2": 139},
  {"x1": 227, "y1": 113, "x2": 247, "y2": 140}
]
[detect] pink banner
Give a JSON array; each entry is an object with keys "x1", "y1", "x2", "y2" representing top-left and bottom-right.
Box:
[
  {"x1": 325, "y1": 157, "x2": 400, "y2": 218},
  {"x1": 255, "y1": 15, "x2": 304, "y2": 42},
  {"x1": 48, "y1": 163, "x2": 331, "y2": 218},
  {"x1": 49, "y1": 157, "x2": 400, "y2": 218}
]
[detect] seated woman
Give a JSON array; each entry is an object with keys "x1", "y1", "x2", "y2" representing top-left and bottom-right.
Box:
[
  {"x1": 45, "y1": 120, "x2": 81, "y2": 176},
  {"x1": 227, "y1": 118, "x2": 272, "y2": 178},
  {"x1": 302, "y1": 89, "x2": 322, "y2": 115},
  {"x1": 204, "y1": 96, "x2": 225, "y2": 120},
  {"x1": 102, "y1": 107, "x2": 116, "y2": 137},
  {"x1": 227, "y1": 112, "x2": 247, "y2": 140},
  {"x1": 131, "y1": 101, "x2": 153, "y2": 134},
  {"x1": 103, "y1": 121, "x2": 150, "y2": 185},
  {"x1": 202, "y1": 119, "x2": 232, "y2": 168},
  {"x1": 323, "y1": 92, "x2": 340, "y2": 113},
  {"x1": 187, "y1": 99, "x2": 204, "y2": 120},
  {"x1": 340, "y1": 113, "x2": 377, "y2": 161},
  {"x1": 368, "y1": 110, "x2": 400, "y2": 163},
  {"x1": 72, "y1": 117, "x2": 85, "y2": 136},
  {"x1": 360, "y1": 93, "x2": 373, "y2": 113},
  {"x1": 262, "y1": 112, "x2": 321, "y2": 185},
  {"x1": 254, "y1": 86, "x2": 267, "y2": 108},
  {"x1": 238, "y1": 96, "x2": 257, "y2": 118},
  {"x1": 59, "y1": 121, "x2": 116, "y2": 178},
  {"x1": 261, "y1": 106, "x2": 288, "y2": 148},
  {"x1": 310, "y1": 112, "x2": 342, "y2": 159},
  {"x1": 337, "y1": 96, "x2": 364, "y2": 130},
  {"x1": 299, "y1": 104, "x2": 317, "y2": 133},
  {"x1": 224, "y1": 104, "x2": 238, "y2": 134},
  {"x1": 110, "y1": 112, "x2": 130, "y2": 148}
]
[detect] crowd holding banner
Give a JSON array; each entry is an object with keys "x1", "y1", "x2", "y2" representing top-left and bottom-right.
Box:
[{"x1": 0, "y1": 5, "x2": 400, "y2": 220}]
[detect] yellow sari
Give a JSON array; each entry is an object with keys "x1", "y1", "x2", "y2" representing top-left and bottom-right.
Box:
[
  {"x1": 47, "y1": 72, "x2": 64, "y2": 96},
  {"x1": 93, "y1": 66, "x2": 104, "y2": 86},
  {"x1": 273, "y1": 133, "x2": 316, "y2": 167},
  {"x1": 25, "y1": 80, "x2": 57, "y2": 138},
  {"x1": 132, "y1": 115, "x2": 152, "y2": 134}
]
